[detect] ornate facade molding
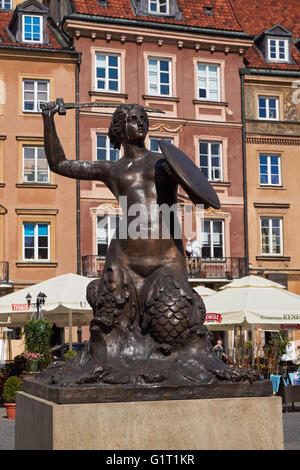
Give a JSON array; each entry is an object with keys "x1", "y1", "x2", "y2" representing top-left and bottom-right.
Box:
[{"x1": 247, "y1": 136, "x2": 300, "y2": 146}]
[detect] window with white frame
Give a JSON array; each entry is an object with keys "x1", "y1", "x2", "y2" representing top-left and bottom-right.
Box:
[
  {"x1": 0, "y1": 0, "x2": 11, "y2": 9},
  {"x1": 197, "y1": 63, "x2": 220, "y2": 101},
  {"x1": 148, "y1": 57, "x2": 171, "y2": 96},
  {"x1": 97, "y1": 215, "x2": 119, "y2": 257},
  {"x1": 149, "y1": 0, "x2": 169, "y2": 14},
  {"x1": 199, "y1": 141, "x2": 222, "y2": 182},
  {"x1": 95, "y1": 53, "x2": 120, "y2": 93},
  {"x1": 22, "y1": 15, "x2": 43, "y2": 43},
  {"x1": 23, "y1": 146, "x2": 49, "y2": 183},
  {"x1": 258, "y1": 96, "x2": 279, "y2": 120},
  {"x1": 268, "y1": 38, "x2": 289, "y2": 62},
  {"x1": 23, "y1": 223, "x2": 49, "y2": 261},
  {"x1": 259, "y1": 154, "x2": 281, "y2": 186},
  {"x1": 202, "y1": 219, "x2": 224, "y2": 259},
  {"x1": 260, "y1": 217, "x2": 282, "y2": 255},
  {"x1": 23, "y1": 79, "x2": 49, "y2": 113},
  {"x1": 96, "y1": 134, "x2": 119, "y2": 162},
  {"x1": 149, "y1": 137, "x2": 173, "y2": 152}
]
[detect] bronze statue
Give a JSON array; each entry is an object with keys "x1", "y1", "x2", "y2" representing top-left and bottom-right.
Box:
[{"x1": 22, "y1": 101, "x2": 267, "y2": 403}]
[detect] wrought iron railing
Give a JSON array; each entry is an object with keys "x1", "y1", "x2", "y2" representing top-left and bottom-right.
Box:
[
  {"x1": 186, "y1": 257, "x2": 246, "y2": 279},
  {"x1": 82, "y1": 255, "x2": 246, "y2": 280},
  {"x1": 82, "y1": 255, "x2": 106, "y2": 278},
  {"x1": 0, "y1": 261, "x2": 9, "y2": 283}
]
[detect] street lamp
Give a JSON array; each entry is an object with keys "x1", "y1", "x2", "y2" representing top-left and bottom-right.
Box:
[{"x1": 26, "y1": 292, "x2": 47, "y2": 320}]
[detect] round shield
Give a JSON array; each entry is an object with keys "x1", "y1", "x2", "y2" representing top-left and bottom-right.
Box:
[{"x1": 159, "y1": 140, "x2": 221, "y2": 209}]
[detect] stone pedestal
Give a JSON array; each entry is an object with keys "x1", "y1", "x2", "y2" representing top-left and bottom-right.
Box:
[{"x1": 15, "y1": 392, "x2": 284, "y2": 450}]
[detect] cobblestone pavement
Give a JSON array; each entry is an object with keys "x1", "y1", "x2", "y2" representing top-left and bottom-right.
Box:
[{"x1": 0, "y1": 404, "x2": 300, "y2": 450}]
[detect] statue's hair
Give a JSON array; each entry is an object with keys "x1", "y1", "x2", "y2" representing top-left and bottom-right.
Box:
[{"x1": 108, "y1": 103, "x2": 149, "y2": 150}]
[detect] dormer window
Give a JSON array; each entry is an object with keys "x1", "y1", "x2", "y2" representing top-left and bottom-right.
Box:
[
  {"x1": 149, "y1": 0, "x2": 169, "y2": 14},
  {"x1": 8, "y1": 0, "x2": 49, "y2": 46},
  {"x1": 22, "y1": 15, "x2": 43, "y2": 43},
  {"x1": 268, "y1": 38, "x2": 289, "y2": 62},
  {"x1": 132, "y1": 0, "x2": 181, "y2": 19},
  {"x1": 0, "y1": 0, "x2": 12, "y2": 10}
]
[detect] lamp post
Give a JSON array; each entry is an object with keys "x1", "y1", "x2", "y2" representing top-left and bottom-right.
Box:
[{"x1": 26, "y1": 292, "x2": 47, "y2": 320}]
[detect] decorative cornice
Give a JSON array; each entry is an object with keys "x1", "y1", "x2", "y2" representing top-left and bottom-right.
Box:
[
  {"x1": 247, "y1": 136, "x2": 300, "y2": 146},
  {"x1": 149, "y1": 123, "x2": 185, "y2": 133},
  {"x1": 253, "y1": 202, "x2": 290, "y2": 209}
]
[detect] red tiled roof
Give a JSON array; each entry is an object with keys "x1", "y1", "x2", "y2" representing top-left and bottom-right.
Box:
[
  {"x1": 71, "y1": 0, "x2": 244, "y2": 32},
  {"x1": 231, "y1": 0, "x2": 300, "y2": 70},
  {"x1": 231, "y1": 0, "x2": 300, "y2": 37},
  {"x1": 0, "y1": 11, "x2": 64, "y2": 49},
  {"x1": 244, "y1": 43, "x2": 300, "y2": 71}
]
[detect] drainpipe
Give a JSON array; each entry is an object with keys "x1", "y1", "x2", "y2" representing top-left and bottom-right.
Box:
[
  {"x1": 76, "y1": 53, "x2": 82, "y2": 275},
  {"x1": 241, "y1": 72, "x2": 249, "y2": 276}
]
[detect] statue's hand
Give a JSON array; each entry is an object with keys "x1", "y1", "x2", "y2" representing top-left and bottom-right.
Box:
[
  {"x1": 162, "y1": 160, "x2": 178, "y2": 183},
  {"x1": 41, "y1": 101, "x2": 59, "y2": 117}
]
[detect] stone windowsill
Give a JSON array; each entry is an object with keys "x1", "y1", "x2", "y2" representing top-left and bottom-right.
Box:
[
  {"x1": 89, "y1": 90, "x2": 128, "y2": 99},
  {"x1": 256, "y1": 256, "x2": 291, "y2": 262},
  {"x1": 16, "y1": 183, "x2": 57, "y2": 189},
  {"x1": 16, "y1": 262, "x2": 58, "y2": 268},
  {"x1": 193, "y1": 100, "x2": 228, "y2": 107},
  {"x1": 142, "y1": 94, "x2": 180, "y2": 103}
]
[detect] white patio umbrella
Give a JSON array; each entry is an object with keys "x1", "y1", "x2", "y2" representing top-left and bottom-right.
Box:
[
  {"x1": 203, "y1": 275, "x2": 300, "y2": 327},
  {"x1": 0, "y1": 273, "x2": 96, "y2": 349},
  {"x1": 192, "y1": 285, "x2": 216, "y2": 298}
]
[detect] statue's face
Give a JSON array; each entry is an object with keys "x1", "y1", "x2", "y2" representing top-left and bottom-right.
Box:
[{"x1": 125, "y1": 108, "x2": 148, "y2": 144}]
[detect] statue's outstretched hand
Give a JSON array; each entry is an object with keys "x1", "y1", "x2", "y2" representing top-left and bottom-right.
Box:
[{"x1": 41, "y1": 101, "x2": 59, "y2": 117}]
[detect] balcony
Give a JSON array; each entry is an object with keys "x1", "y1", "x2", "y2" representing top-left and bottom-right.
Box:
[
  {"x1": 0, "y1": 261, "x2": 9, "y2": 283},
  {"x1": 82, "y1": 255, "x2": 246, "y2": 280},
  {"x1": 186, "y1": 257, "x2": 246, "y2": 280}
]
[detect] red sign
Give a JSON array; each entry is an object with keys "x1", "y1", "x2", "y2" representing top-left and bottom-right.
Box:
[
  {"x1": 205, "y1": 313, "x2": 222, "y2": 323},
  {"x1": 12, "y1": 304, "x2": 30, "y2": 311},
  {"x1": 280, "y1": 324, "x2": 300, "y2": 330}
]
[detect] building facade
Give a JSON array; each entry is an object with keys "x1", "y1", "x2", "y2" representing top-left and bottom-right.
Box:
[
  {"x1": 231, "y1": 0, "x2": 300, "y2": 345},
  {"x1": 0, "y1": 0, "x2": 79, "y2": 358}
]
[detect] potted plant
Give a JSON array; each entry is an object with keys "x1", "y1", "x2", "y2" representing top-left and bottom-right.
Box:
[
  {"x1": 24, "y1": 352, "x2": 43, "y2": 372},
  {"x1": 2, "y1": 376, "x2": 23, "y2": 419}
]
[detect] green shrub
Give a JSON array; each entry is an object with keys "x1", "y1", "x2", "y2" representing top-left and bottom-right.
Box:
[
  {"x1": 23, "y1": 319, "x2": 52, "y2": 369},
  {"x1": 63, "y1": 349, "x2": 77, "y2": 361},
  {"x1": 2, "y1": 376, "x2": 23, "y2": 403}
]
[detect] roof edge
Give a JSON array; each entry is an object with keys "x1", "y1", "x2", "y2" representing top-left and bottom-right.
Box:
[{"x1": 63, "y1": 13, "x2": 255, "y2": 39}]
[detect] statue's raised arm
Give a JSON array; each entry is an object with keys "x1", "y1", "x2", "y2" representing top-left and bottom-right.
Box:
[{"x1": 42, "y1": 102, "x2": 113, "y2": 184}]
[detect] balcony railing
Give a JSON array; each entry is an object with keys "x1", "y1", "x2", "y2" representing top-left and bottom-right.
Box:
[
  {"x1": 82, "y1": 255, "x2": 106, "y2": 278},
  {"x1": 82, "y1": 255, "x2": 246, "y2": 280},
  {"x1": 186, "y1": 257, "x2": 246, "y2": 280},
  {"x1": 0, "y1": 261, "x2": 9, "y2": 283}
]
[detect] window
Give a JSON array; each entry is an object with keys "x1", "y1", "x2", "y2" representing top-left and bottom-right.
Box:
[
  {"x1": 202, "y1": 220, "x2": 224, "y2": 259},
  {"x1": 23, "y1": 79, "x2": 49, "y2": 113},
  {"x1": 258, "y1": 96, "x2": 279, "y2": 120},
  {"x1": 268, "y1": 38, "x2": 289, "y2": 62},
  {"x1": 197, "y1": 64, "x2": 220, "y2": 101},
  {"x1": 0, "y1": 0, "x2": 11, "y2": 9},
  {"x1": 149, "y1": 0, "x2": 169, "y2": 14},
  {"x1": 23, "y1": 146, "x2": 49, "y2": 183},
  {"x1": 95, "y1": 53, "x2": 120, "y2": 92},
  {"x1": 148, "y1": 57, "x2": 171, "y2": 96},
  {"x1": 96, "y1": 134, "x2": 119, "y2": 162},
  {"x1": 259, "y1": 154, "x2": 281, "y2": 186},
  {"x1": 22, "y1": 15, "x2": 43, "y2": 43},
  {"x1": 149, "y1": 137, "x2": 173, "y2": 152},
  {"x1": 260, "y1": 218, "x2": 282, "y2": 255},
  {"x1": 23, "y1": 223, "x2": 49, "y2": 261},
  {"x1": 97, "y1": 215, "x2": 119, "y2": 257},
  {"x1": 199, "y1": 141, "x2": 222, "y2": 181}
]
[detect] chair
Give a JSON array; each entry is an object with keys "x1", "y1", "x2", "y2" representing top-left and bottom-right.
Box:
[
  {"x1": 270, "y1": 374, "x2": 281, "y2": 394},
  {"x1": 278, "y1": 376, "x2": 300, "y2": 412}
]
